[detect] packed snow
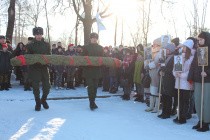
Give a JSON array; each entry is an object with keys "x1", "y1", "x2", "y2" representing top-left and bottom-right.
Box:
[{"x1": 1, "y1": 81, "x2": 210, "y2": 140}]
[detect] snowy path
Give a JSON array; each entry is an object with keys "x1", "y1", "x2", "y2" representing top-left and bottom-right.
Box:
[{"x1": 0, "y1": 84, "x2": 210, "y2": 140}]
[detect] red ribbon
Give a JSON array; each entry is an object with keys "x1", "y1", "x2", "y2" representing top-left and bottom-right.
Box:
[
  {"x1": 16, "y1": 55, "x2": 26, "y2": 66},
  {"x1": 84, "y1": 56, "x2": 92, "y2": 66},
  {"x1": 42, "y1": 55, "x2": 49, "y2": 64},
  {"x1": 69, "y1": 56, "x2": 74, "y2": 65},
  {"x1": 98, "y1": 57, "x2": 103, "y2": 66}
]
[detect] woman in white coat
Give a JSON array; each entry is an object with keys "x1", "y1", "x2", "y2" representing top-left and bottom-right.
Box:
[{"x1": 145, "y1": 38, "x2": 161, "y2": 113}]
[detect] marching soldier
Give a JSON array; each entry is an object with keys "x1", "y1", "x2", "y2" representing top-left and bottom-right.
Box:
[
  {"x1": 26, "y1": 27, "x2": 51, "y2": 111},
  {"x1": 82, "y1": 33, "x2": 104, "y2": 110}
]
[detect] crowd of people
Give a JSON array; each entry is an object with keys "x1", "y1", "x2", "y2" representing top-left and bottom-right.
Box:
[{"x1": 1, "y1": 28, "x2": 210, "y2": 132}]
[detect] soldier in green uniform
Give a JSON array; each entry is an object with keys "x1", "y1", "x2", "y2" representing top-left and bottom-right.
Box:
[
  {"x1": 82, "y1": 33, "x2": 104, "y2": 110},
  {"x1": 0, "y1": 35, "x2": 6, "y2": 50},
  {"x1": 26, "y1": 27, "x2": 51, "y2": 111}
]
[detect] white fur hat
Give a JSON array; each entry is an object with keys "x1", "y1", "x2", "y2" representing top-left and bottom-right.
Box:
[{"x1": 182, "y1": 39, "x2": 194, "y2": 49}]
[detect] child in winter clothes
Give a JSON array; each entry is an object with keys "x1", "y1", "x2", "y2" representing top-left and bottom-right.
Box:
[
  {"x1": 54, "y1": 46, "x2": 65, "y2": 90},
  {"x1": 0, "y1": 43, "x2": 12, "y2": 91},
  {"x1": 121, "y1": 48, "x2": 134, "y2": 100},
  {"x1": 102, "y1": 47, "x2": 110, "y2": 92},
  {"x1": 133, "y1": 52, "x2": 144, "y2": 102},
  {"x1": 65, "y1": 44, "x2": 77, "y2": 90},
  {"x1": 109, "y1": 48, "x2": 120, "y2": 93},
  {"x1": 173, "y1": 39, "x2": 195, "y2": 124}
]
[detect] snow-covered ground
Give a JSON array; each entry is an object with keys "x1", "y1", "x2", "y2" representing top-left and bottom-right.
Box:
[{"x1": 1, "y1": 81, "x2": 210, "y2": 140}]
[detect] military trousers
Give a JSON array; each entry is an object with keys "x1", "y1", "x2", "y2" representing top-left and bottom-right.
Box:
[{"x1": 86, "y1": 78, "x2": 99, "y2": 102}]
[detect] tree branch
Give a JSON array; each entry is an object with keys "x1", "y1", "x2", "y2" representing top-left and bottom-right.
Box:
[{"x1": 72, "y1": 0, "x2": 84, "y2": 22}]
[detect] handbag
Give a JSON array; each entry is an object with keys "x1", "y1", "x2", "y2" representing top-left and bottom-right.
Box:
[{"x1": 142, "y1": 70, "x2": 151, "y2": 88}]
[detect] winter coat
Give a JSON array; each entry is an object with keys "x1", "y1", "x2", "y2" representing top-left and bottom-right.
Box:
[
  {"x1": 0, "y1": 50, "x2": 12, "y2": 74},
  {"x1": 26, "y1": 39, "x2": 51, "y2": 81},
  {"x1": 148, "y1": 49, "x2": 161, "y2": 96},
  {"x1": 133, "y1": 60, "x2": 144, "y2": 84},
  {"x1": 65, "y1": 50, "x2": 77, "y2": 56},
  {"x1": 188, "y1": 50, "x2": 210, "y2": 83},
  {"x1": 54, "y1": 51, "x2": 65, "y2": 72},
  {"x1": 82, "y1": 43, "x2": 104, "y2": 79},
  {"x1": 173, "y1": 53, "x2": 194, "y2": 90},
  {"x1": 14, "y1": 46, "x2": 28, "y2": 72},
  {"x1": 161, "y1": 55, "x2": 176, "y2": 97},
  {"x1": 109, "y1": 52, "x2": 120, "y2": 77}
]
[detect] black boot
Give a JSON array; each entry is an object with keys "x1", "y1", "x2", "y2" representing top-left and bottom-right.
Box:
[
  {"x1": 134, "y1": 95, "x2": 144, "y2": 103},
  {"x1": 4, "y1": 83, "x2": 9, "y2": 91},
  {"x1": 197, "y1": 122, "x2": 210, "y2": 132},
  {"x1": 66, "y1": 82, "x2": 70, "y2": 90},
  {"x1": 35, "y1": 98, "x2": 41, "y2": 111},
  {"x1": 0, "y1": 84, "x2": 4, "y2": 91},
  {"x1": 90, "y1": 101, "x2": 98, "y2": 110},
  {"x1": 161, "y1": 114, "x2": 170, "y2": 119},
  {"x1": 192, "y1": 121, "x2": 200, "y2": 129},
  {"x1": 173, "y1": 117, "x2": 186, "y2": 124},
  {"x1": 41, "y1": 96, "x2": 49, "y2": 109},
  {"x1": 171, "y1": 107, "x2": 177, "y2": 116},
  {"x1": 122, "y1": 94, "x2": 130, "y2": 100},
  {"x1": 69, "y1": 82, "x2": 75, "y2": 90}
]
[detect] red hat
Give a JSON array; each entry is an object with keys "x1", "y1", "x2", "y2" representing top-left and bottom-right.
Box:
[
  {"x1": 68, "y1": 44, "x2": 74, "y2": 47},
  {"x1": 2, "y1": 43, "x2": 8, "y2": 49}
]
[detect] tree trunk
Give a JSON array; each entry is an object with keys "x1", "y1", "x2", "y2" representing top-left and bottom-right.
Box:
[
  {"x1": 6, "y1": 0, "x2": 16, "y2": 43},
  {"x1": 83, "y1": 1, "x2": 93, "y2": 45},
  {"x1": 75, "y1": 15, "x2": 79, "y2": 46},
  {"x1": 114, "y1": 17, "x2": 118, "y2": 47},
  {"x1": 83, "y1": 20, "x2": 92, "y2": 45}
]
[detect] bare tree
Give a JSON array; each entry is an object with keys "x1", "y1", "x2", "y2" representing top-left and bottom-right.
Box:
[
  {"x1": 25, "y1": 0, "x2": 44, "y2": 26},
  {"x1": 44, "y1": 0, "x2": 51, "y2": 44},
  {"x1": 141, "y1": 0, "x2": 152, "y2": 46},
  {"x1": 72, "y1": 0, "x2": 112, "y2": 45},
  {"x1": 114, "y1": 16, "x2": 118, "y2": 46},
  {"x1": 6, "y1": 0, "x2": 16, "y2": 42}
]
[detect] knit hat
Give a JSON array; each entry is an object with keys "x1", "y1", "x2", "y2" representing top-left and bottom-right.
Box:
[
  {"x1": 164, "y1": 43, "x2": 176, "y2": 53},
  {"x1": 153, "y1": 37, "x2": 161, "y2": 46},
  {"x1": 2, "y1": 43, "x2": 8, "y2": 49},
  {"x1": 182, "y1": 39, "x2": 194, "y2": 49}
]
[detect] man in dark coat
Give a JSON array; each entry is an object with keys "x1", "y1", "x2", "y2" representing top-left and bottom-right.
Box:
[
  {"x1": 82, "y1": 32, "x2": 104, "y2": 110},
  {"x1": 0, "y1": 43, "x2": 12, "y2": 91},
  {"x1": 0, "y1": 35, "x2": 6, "y2": 50},
  {"x1": 26, "y1": 27, "x2": 51, "y2": 111}
]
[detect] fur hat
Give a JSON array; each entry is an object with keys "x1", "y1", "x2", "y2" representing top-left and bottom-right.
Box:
[
  {"x1": 0, "y1": 35, "x2": 5, "y2": 39},
  {"x1": 164, "y1": 43, "x2": 176, "y2": 53},
  {"x1": 33, "y1": 27, "x2": 43, "y2": 35},
  {"x1": 153, "y1": 37, "x2": 161, "y2": 46},
  {"x1": 90, "y1": 32, "x2": 99, "y2": 39},
  {"x1": 182, "y1": 39, "x2": 194, "y2": 50}
]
